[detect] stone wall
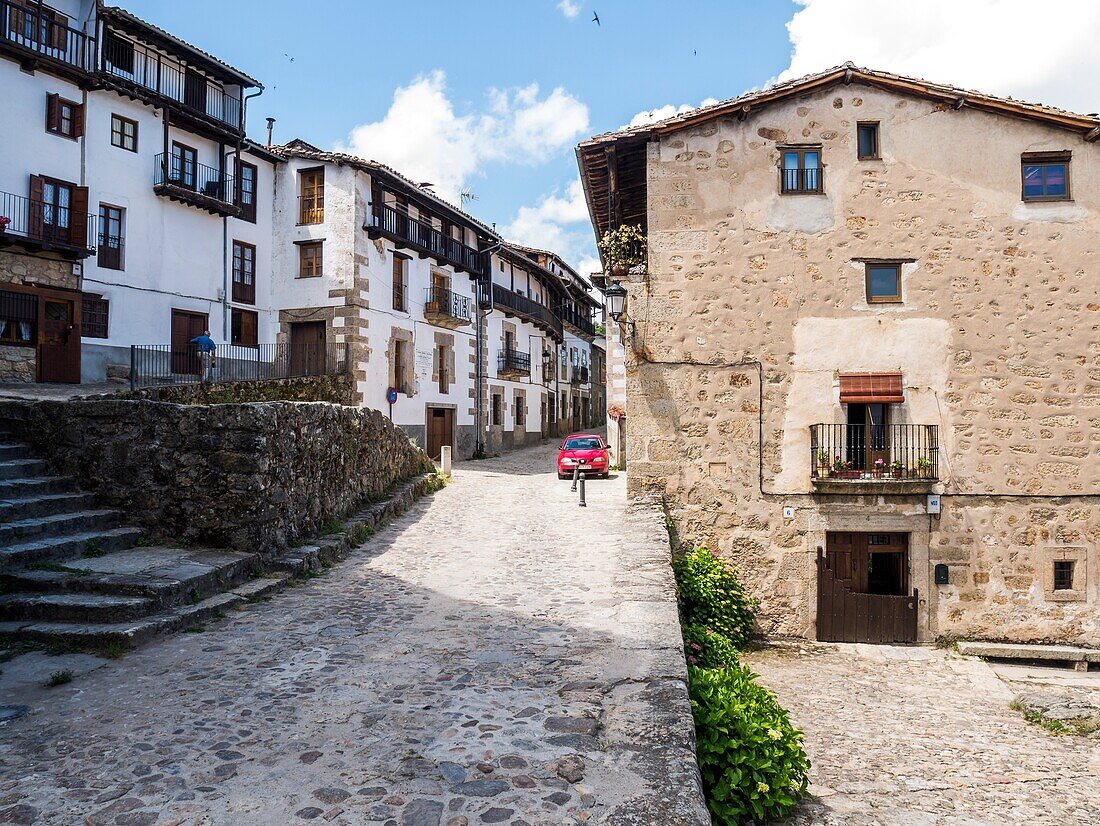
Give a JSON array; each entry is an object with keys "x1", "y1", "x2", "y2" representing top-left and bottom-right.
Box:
[
  {"x1": 0, "y1": 344, "x2": 35, "y2": 383},
  {"x1": 0, "y1": 249, "x2": 80, "y2": 291},
  {"x1": 625, "y1": 82, "x2": 1099, "y2": 646},
  {"x1": 0, "y1": 398, "x2": 435, "y2": 553},
  {"x1": 115, "y1": 373, "x2": 356, "y2": 406}
]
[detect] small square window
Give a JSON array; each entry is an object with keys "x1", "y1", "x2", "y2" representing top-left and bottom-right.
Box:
[
  {"x1": 1053, "y1": 560, "x2": 1075, "y2": 591},
  {"x1": 111, "y1": 115, "x2": 138, "y2": 152},
  {"x1": 866, "y1": 263, "x2": 902, "y2": 303},
  {"x1": 857, "y1": 122, "x2": 879, "y2": 159},
  {"x1": 298, "y1": 241, "x2": 323, "y2": 278},
  {"x1": 1021, "y1": 152, "x2": 1070, "y2": 202}
]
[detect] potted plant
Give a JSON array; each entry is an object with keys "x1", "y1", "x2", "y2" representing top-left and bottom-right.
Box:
[
  {"x1": 0, "y1": 216, "x2": 10, "y2": 234},
  {"x1": 597, "y1": 223, "x2": 647, "y2": 277},
  {"x1": 872, "y1": 457, "x2": 886, "y2": 478},
  {"x1": 815, "y1": 449, "x2": 831, "y2": 477},
  {"x1": 916, "y1": 457, "x2": 934, "y2": 478},
  {"x1": 890, "y1": 459, "x2": 905, "y2": 479},
  {"x1": 832, "y1": 456, "x2": 858, "y2": 479}
]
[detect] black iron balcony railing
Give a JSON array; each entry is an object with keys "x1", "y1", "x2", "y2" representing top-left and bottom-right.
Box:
[
  {"x1": 154, "y1": 153, "x2": 236, "y2": 209},
  {"x1": 0, "y1": 190, "x2": 96, "y2": 252},
  {"x1": 424, "y1": 286, "x2": 472, "y2": 324},
  {"x1": 571, "y1": 365, "x2": 590, "y2": 385},
  {"x1": 368, "y1": 203, "x2": 483, "y2": 275},
  {"x1": 130, "y1": 342, "x2": 350, "y2": 390},
  {"x1": 498, "y1": 348, "x2": 531, "y2": 375},
  {"x1": 298, "y1": 194, "x2": 324, "y2": 225},
  {"x1": 809, "y1": 423, "x2": 939, "y2": 482},
  {"x1": 560, "y1": 305, "x2": 596, "y2": 337},
  {"x1": 97, "y1": 237, "x2": 124, "y2": 270},
  {"x1": 491, "y1": 283, "x2": 564, "y2": 340},
  {"x1": 103, "y1": 30, "x2": 242, "y2": 130},
  {"x1": 781, "y1": 167, "x2": 824, "y2": 194},
  {"x1": 0, "y1": 0, "x2": 96, "y2": 74}
]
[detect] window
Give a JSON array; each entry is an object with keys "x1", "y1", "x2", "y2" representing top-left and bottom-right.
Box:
[
  {"x1": 104, "y1": 32, "x2": 135, "y2": 74},
  {"x1": 45, "y1": 93, "x2": 82, "y2": 139},
  {"x1": 236, "y1": 160, "x2": 257, "y2": 222},
  {"x1": 169, "y1": 142, "x2": 197, "y2": 190},
  {"x1": 298, "y1": 168, "x2": 324, "y2": 224},
  {"x1": 232, "y1": 241, "x2": 256, "y2": 304},
  {"x1": 780, "y1": 147, "x2": 822, "y2": 193},
  {"x1": 110, "y1": 115, "x2": 137, "y2": 152},
  {"x1": 857, "y1": 122, "x2": 879, "y2": 160},
  {"x1": 0, "y1": 289, "x2": 37, "y2": 346},
  {"x1": 97, "y1": 205, "x2": 124, "y2": 270},
  {"x1": 298, "y1": 241, "x2": 323, "y2": 278},
  {"x1": 1021, "y1": 152, "x2": 1070, "y2": 202},
  {"x1": 515, "y1": 394, "x2": 524, "y2": 423},
  {"x1": 865, "y1": 263, "x2": 902, "y2": 303},
  {"x1": 1053, "y1": 560, "x2": 1075, "y2": 591},
  {"x1": 11, "y1": 4, "x2": 68, "y2": 49},
  {"x1": 231, "y1": 308, "x2": 258, "y2": 347},
  {"x1": 81, "y1": 294, "x2": 109, "y2": 339},
  {"x1": 392, "y1": 339, "x2": 409, "y2": 394},
  {"x1": 492, "y1": 392, "x2": 503, "y2": 426},
  {"x1": 392, "y1": 254, "x2": 407, "y2": 311},
  {"x1": 31, "y1": 175, "x2": 87, "y2": 248}
]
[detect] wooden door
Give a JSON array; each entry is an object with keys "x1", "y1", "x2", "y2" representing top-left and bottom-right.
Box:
[
  {"x1": 184, "y1": 69, "x2": 206, "y2": 114},
  {"x1": 426, "y1": 407, "x2": 453, "y2": 461},
  {"x1": 38, "y1": 296, "x2": 80, "y2": 383},
  {"x1": 289, "y1": 321, "x2": 326, "y2": 376},
  {"x1": 170, "y1": 309, "x2": 207, "y2": 376},
  {"x1": 818, "y1": 533, "x2": 916, "y2": 644}
]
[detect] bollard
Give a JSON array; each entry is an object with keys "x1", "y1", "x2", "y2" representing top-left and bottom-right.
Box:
[
  {"x1": 578, "y1": 472, "x2": 587, "y2": 507},
  {"x1": 440, "y1": 445, "x2": 452, "y2": 478},
  {"x1": 571, "y1": 465, "x2": 579, "y2": 492}
]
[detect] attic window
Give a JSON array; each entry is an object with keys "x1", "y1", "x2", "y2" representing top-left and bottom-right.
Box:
[
  {"x1": 1021, "y1": 151, "x2": 1070, "y2": 202},
  {"x1": 857, "y1": 122, "x2": 879, "y2": 160}
]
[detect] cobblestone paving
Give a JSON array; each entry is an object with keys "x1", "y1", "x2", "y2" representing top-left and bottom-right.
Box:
[
  {"x1": 0, "y1": 443, "x2": 706, "y2": 825},
  {"x1": 746, "y1": 642, "x2": 1100, "y2": 825}
]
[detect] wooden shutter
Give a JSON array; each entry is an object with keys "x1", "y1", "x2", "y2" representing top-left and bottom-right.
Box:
[
  {"x1": 46, "y1": 93, "x2": 60, "y2": 132},
  {"x1": 839, "y1": 372, "x2": 904, "y2": 404},
  {"x1": 69, "y1": 186, "x2": 89, "y2": 248},
  {"x1": 72, "y1": 102, "x2": 84, "y2": 138}
]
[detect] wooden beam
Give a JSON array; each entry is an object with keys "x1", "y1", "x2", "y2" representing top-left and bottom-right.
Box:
[{"x1": 1086, "y1": 126, "x2": 1100, "y2": 142}]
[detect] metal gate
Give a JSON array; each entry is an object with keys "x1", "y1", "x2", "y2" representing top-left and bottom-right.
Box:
[{"x1": 816, "y1": 549, "x2": 917, "y2": 643}]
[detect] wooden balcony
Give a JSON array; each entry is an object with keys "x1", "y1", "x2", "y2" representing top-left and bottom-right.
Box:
[
  {"x1": 0, "y1": 190, "x2": 96, "y2": 259},
  {"x1": 423, "y1": 286, "x2": 472, "y2": 330},
  {"x1": 809, "y1": 423, "x2": 939, "y2": 493},
  {"x1": 154, "y1": 154, "x2": 240, "y2": 217},
  {"x1": 367, "y1": 203, "x2": 484, "y2": 276},
  {"x1": 491, "y1": 283, "x2": 563, "y2": 341},
  {"x1": 560, "y1": 305, "x2": 596, "y2": 339},
  {"x1": 0, "y1": 1, "x2": 95, "y2": 82}
]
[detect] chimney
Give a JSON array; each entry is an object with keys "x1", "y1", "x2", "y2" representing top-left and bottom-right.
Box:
[{"x1": 265, "y1": 117, "x2": 276, "y2": 147}]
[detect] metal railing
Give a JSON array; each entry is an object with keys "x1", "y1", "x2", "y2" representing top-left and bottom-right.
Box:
[
  {"x1": 560, "y1": 304, "x2": 596, "y2": 337},
  {"x1": 0, "y1": 190, "x2": 96, "y2": 250},
  {"x1": 491, "y1": 283, "x2": 563, "y2": 339},
  {"x1": 497, "y1": 348, "x2": 531, "y2": 375},
  {"x1": 103, "y1": 30, "x2": 241, "y2": 129},
  {"x1": 571, "y1": 365, "x2": 590, "y2": 385},
  {"x1": 0, "y1": 0, "x2": 96, "y2": 73},
  {"x1": 298, "y1": 194, "x2": 324, "y2": 225},
  {"x1": 129, "y1": 342, "x2": 349, "y2": 390},
  {"x1": 97, "y1": 237, "x2": 124, "y2": 269},
  {"x1": 154, "y1": 153, "x2": 235, "y2": 204},
  {"x1": 809, "y1": 423, "x2": 939, "y2": 481},
  {"x1": 423, "y1": 286, "x2": 472, "y2": 323},
  {"x1": 781, "y1": 167, "x2": 824, "y2": 194},
  {"x1": 368, "y1": 203, "x2": 483, "y2": 274}
]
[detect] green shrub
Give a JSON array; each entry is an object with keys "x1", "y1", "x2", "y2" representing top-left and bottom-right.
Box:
[
  {"x1": 683, "y1": 623, "x2": 741, "y2": 670},
  {"x1": 690, "y1": 665, "x2": 810, "y2": 824},
  {"x1": 673, "y1": 546, "x2": 756, "y2": 648}
]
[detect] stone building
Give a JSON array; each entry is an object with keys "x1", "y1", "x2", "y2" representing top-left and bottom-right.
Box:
[{"x1": 578, "y1": 65, "x2": 1099, "y2": 647}]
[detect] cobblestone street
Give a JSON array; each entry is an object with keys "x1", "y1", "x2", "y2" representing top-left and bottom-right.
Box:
[
  {"x1": 0, "y1": 443, "x2": 705, "y2": 825},
  {"x1": 747, "y1": 643, "x2": 1100, "y2": 825}
]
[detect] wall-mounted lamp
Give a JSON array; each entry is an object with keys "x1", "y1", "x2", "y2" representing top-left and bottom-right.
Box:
[{"x1": 605, "y1": 282, "x2": 627, "y2": 323}]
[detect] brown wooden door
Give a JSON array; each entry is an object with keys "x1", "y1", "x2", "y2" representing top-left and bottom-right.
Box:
[
  {"x1": 818, "y1": 532, "x2": 916, "y2": 644},
  {"x1": 38, "y1": 296, "x2": 80, "y2": 383},
  {"x1": 289, "y1": 321, "x2": 326, "y2": 376},
  {"x1": 171, "y1": 309, "x2": 208, "y2": 375},
  {"x1": 426, "y1": 407, "x2": 453, "y2": 461},
  {"x1": 184, "y1": 69, "x2": 206, "y2": 114}
]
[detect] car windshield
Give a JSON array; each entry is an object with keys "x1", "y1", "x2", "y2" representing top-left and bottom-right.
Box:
[{"x1": 563, "y1": 437, "x2": 602, "y2": 450}]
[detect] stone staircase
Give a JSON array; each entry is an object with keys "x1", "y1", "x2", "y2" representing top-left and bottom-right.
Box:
[{"x1": 0, "y1": 434, "x2": 290, "y2": 649}]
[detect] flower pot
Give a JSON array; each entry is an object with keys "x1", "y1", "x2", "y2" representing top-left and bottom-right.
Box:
[
  {"x1": 611, "y1": 263, "x2": 628, "y2": 277},
  {"x1": 891, "y1": 469, "x2": 903, "y2": 479}
]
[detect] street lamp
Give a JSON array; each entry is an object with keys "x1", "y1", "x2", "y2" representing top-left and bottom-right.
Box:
[{"x1": 604, "y1": 282, "x2": 627, "y2": 323}]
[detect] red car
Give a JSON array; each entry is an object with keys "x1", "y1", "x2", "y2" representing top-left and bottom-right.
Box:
[{"x1": 557, "y1": 433, "x2": 610, "y2": 479}]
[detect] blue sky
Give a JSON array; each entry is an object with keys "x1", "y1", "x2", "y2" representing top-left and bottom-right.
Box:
[{"x1": 126, "y1": 0, "x2": 1099, "y2": 274}]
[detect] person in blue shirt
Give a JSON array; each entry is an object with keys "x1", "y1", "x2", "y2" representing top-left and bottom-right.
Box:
[{"x1": 190, "y1": 330, "x2": 217, "y2": 382}]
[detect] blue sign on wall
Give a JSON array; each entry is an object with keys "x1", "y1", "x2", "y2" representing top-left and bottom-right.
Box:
[{"x1": 386, "y1": 387, "x2": 399, "y2": 405}]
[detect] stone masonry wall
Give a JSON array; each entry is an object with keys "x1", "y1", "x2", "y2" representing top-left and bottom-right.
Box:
[
  {"x1": 627, "y1": 81, "x2": 1099, "y2": 646},
  {"x1": 0, "y1": 398, "x2": 435, "y2": 553},
  {"x1": 0, "y1": 344, "x2": 35, "y2": 382},
  {"x1": 115, "y1": 373, "x2": 356, "y2": 406}
]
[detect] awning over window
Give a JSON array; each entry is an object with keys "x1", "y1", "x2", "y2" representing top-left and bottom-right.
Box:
[{"x1": 839, "y1": 372, "x2": 904, "y2": 404}]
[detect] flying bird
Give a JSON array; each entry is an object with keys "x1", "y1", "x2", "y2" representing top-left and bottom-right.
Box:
[
  {"x1": 592, "y1": 11, "x2": 600, "y2": 25},
  {"x1": 284, "y1": 53, "x2": 294, "y2": 62}
]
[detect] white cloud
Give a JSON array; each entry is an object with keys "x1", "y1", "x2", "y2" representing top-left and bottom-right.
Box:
[
  {"x1": 341, "y1": 71, "x2": 589, "y2": 204},
  {"x1": 502, "y1": 179, "x2": 596, "y2": 273},
  {"x1": 626, "y1": 98, "x2": 719, "y2": 129},
  {"x1": 558, "y1": 0, "x2": 581, "y2": 19},
  {"x1": 780, "y1": 0, "x2": 1100, "y2": 113}
]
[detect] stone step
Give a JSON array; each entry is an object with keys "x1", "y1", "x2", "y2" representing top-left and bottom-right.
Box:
[
  {"x1": 0, "y1": 545, "x2": 265, "y2": 611},
  {"x1": 958, "y1": 640, "x2": 1099, "y2": 671},
  {"x1": 0, "y1": 527, "x2": 144, "y2": 573},
  {"x1": 0, "y1": 443, "x2": 31, "y2": 460},
  {"x1": 0, "y1": 492, "x2": 98, "y2": 521},
  {"x1": 0, "y1": 592, "x2": 155, "y2": 623},
  {"x1": 0, "y1": 509, "x2": 121, "y2": 546},
  {"x1": 0, "y1": 458, "x2": 47, "y2": 481},
  {"x1": 0, "y1": 577, "x2": 290, "y2": 648},
  {"x1": 0, "y1": 476, "x2": 76, "y2": 499}
]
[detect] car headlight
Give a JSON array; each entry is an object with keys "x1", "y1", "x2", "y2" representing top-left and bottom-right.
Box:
[{"x1": 561, "y1": 457, "x2": 575, "y2": 464}]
